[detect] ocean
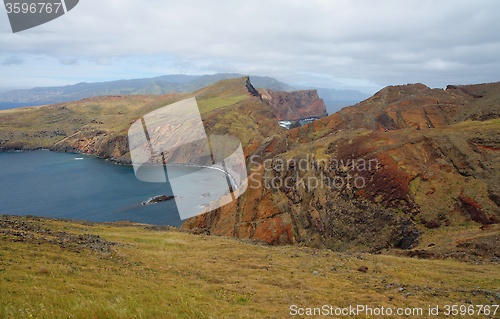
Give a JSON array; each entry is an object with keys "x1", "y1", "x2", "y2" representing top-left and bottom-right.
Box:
[
  {"x1": 0, "y1": 150, "x2": 196, "y2": 226},
  {"x1": 0, "y1": 102, "x2": 41, "y2": 110}
]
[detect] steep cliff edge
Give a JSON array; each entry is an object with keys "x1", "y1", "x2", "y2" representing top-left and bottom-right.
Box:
[
  {"x1": 183, "y1": 81, "x2": 500, "y2": 255},
  {"x1": 1, "y1": 79, "x2": 499, "y2": 257},
  {"x1": 260, "y1": 89, "x2": 328, "y2": 121}
]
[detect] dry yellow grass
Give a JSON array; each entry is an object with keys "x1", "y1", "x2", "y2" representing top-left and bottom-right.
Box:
[{"x1": 0, "y1": 216, "x2": 498, "y2": 319}]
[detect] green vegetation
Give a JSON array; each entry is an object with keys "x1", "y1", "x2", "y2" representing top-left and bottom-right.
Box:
[
  {"x1": 0, "y1": 94, "x2": 182, "y2": 150},
  {"x1": 0, "y1": 77, "x2": 275, "y2": 165},
  {"x1": 0, "y1": 74, "x2": 293, "y2": 105},
  {"x1": 197, "y1": 95, "x2": 247, "y2": 114},
  {"x1": 0, "y1": 216, "x2": 498, "y2": 319}
]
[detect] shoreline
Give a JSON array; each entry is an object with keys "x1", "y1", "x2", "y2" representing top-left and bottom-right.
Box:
[{"x1": 0, "y1": 148, "x2": 243, "y2": 189}]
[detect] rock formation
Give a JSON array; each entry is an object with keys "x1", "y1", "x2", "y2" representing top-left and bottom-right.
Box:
[
  {"x1": 142, "y1": 195, "x2": 175, "y2": 205},
  {"x1": 260, "y1": 88, "x2": 328, "y2": 128},
  {"x1": 182, "y1": 81, "x2": 500, "y2": 253},
  {"x1": 1, "y1": 78, "x2": 499, "y2": 255}
]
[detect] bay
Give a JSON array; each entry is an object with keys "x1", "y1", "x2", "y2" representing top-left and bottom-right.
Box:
[{"x1": 0, "y1": 150, "x2": 184, "y2": 226}]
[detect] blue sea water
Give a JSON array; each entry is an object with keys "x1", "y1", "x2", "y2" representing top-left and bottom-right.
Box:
[
  {"x1": 0, "y1": 150, "x2": 184, "y2": 226},
  {"x1": 0, "y1": 102, "x2": 39, "y2": 110}
]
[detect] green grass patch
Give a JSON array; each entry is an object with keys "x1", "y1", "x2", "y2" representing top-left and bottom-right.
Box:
[{"x1": 197, "y1": 95, "x2": 247, "y2": 114}]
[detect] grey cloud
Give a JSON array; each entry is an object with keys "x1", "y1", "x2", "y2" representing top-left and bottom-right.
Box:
[
  {"x1": 2, "y1": 56, "x2": 25, "y2": 65},
  {"x1": 0, "y1": 0, "x2": 499, "y2": 91},
  {"x1": 58, "y1": 57, "x2": 79, "y2": 65}
]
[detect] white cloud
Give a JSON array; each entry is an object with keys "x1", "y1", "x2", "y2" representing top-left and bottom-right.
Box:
[{"x1": 0, "y1": 0, "x2": 499, "y2": 91}]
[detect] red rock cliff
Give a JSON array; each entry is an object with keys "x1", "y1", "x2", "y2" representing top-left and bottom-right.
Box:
[{"x1": 260, "y1": 89, "x2": 328, "y2": 121}]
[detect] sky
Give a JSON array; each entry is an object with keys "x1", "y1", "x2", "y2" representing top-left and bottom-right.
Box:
[{"x1": 0, "y1": 0, "x2": 499, "y2": 94}]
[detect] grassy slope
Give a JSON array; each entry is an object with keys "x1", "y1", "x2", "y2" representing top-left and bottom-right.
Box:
[
  {"x1": 0, "y1": 77, "x2": 279, "y2": 164},
  {"x1": 1, "y1": 216, "x2": 499, "y2": 319},
  {"x1": 0, "y1": 94, "x2": 185, "y2": 150}
]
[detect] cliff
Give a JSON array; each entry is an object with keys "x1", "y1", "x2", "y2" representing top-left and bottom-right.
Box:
[
  {"x1": 1, "y1": 78, "x2": 499, "y2": 257},
  {"x1": 0, "y1": 77, "x2": 327, "y2": 163},
  {"x1": 182, "y1": 81, "x2": 500, "y2": 255},
  {"x1": 260, "y1": 89, "x2": 328, "y2": 121}
]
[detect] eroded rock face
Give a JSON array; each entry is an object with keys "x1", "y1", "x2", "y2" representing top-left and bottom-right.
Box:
[
  {"x1": 309, "y1": 82, "x2": 500, "y2": 132},
  {"x1": 260, "y1": 89, "x2": 328, "y2": 121},
  {"x1": 182, "y1": 132, "x2": 423, "y2": 251},
  {"x1": 2, "y1": 78, "x2": 499, "y2": 253},
  {"x1": 182, "y1": 81, "x2": 500, "y2": 252}
]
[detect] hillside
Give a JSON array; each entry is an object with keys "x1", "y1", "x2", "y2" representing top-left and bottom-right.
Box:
[
  {"x1": 0, "y1": 77, "x2": 328, "y2": 164},
  {"x1": 183, "y1": 82, "x2": 500, "y2": 254},
  {"x1": 1, "y1": 215, "x2": 498, "y2": 319},
  {"x1": 0, "y1": 78, "x2": 499, "y2": 258},
  {"x1": 0, "y1": 73, "x2": 294, "y2": 105},
  {"x1": 0, "y1": 77, "x2": 283, "y2": 165}
]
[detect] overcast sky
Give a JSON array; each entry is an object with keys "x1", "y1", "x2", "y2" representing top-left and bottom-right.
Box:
[{"x1": 0, "y1": 0, "x2": 499, "y2": 93}]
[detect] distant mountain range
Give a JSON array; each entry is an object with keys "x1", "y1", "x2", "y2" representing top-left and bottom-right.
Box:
[
  {"x1": 0, "y1": 74, "x2": 292, "y2": 105},
  {"x1": 0, "y1": 73, "x2": 369, "y2": 113}
]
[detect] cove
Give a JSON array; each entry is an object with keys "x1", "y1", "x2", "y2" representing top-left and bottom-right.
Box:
[{"x1": 0, "y1": 150, "x2": 184, "y2": 226}]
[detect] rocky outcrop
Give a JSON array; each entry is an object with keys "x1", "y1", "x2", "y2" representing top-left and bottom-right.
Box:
[
  {"x1": 260, "y1": 89, "x2": 328, "y2": 122},
  {"x1": 182, "y1": 81, "x2": 500, "y2": 252},
  {"x1": 142, "y1": 195, "x2": 175, "y2": 205},
  {"x1": 308, "y1": 82, "x2": 500, "y2": 133},
  {"x1": 0, "y1": 215, "x2": 117, "y2": 254}
]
